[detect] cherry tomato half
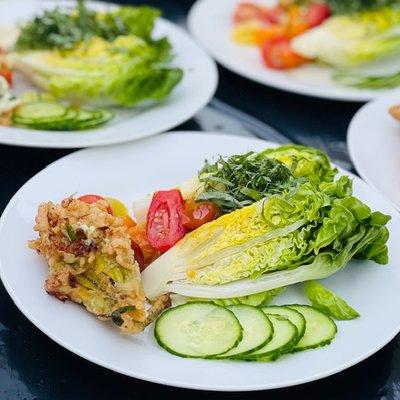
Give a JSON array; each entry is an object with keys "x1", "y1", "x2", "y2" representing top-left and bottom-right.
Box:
[
  {"x1": 78, "y1": 194, "x2": 113, "y2": 214},
  {"x1": 131, "y1": 240, "x2": 146, "y2": 271},
  {"x1": 233, "y1": 2, "x2": 265, "y2": 24},
  {"x1": 146, "y1": 189, "x2": 185, "y2": 252},
  {"x1": 182, "y1": 202, "x2": 219, "y2": 231},
  {"x1": 128, "y1": 226, "x2": 160, "y2": 266},
  {"x1": 0, "y1": 68, "x2": 12, "y2": 86},
  {"x1": 261, "y1": 37, "x2": 308, "y2": 70},
  {"x1": 305, "y1": 3, "x2": 330, "y2": 28}
]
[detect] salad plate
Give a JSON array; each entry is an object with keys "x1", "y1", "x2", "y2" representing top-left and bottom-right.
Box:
[
  {"x1": 348, "y1": 91, "x2": 400, "y2": 210},
  {"x1": 188, "y1": 0, "x2": 399, "y2": 102},
  {"x1": 1, "y1": 132, "x2": 400, "y2": 391},
  {"x1": 0, "y1": 1, "x2": 217, "y2": 148}
]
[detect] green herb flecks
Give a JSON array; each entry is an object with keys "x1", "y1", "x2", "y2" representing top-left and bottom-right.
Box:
[
  {"x1": 65, "y1": 222, "x2": 76, "y2": 242},
  {"x1": 197, "y1": 152, "x2": 296, "y2": 214},
  {"x1": 15, "y1": 0, "x2": 164, "y2": 51},
  {"x1": 111, "y1": 305, "x2": 136, "y2": 326}
]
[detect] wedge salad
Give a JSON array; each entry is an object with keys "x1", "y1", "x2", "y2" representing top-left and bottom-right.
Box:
[
  {"x1": 232, "y1": 0, "x2": 400, "y2": 89},
  {"x1": 29, "y1": 145, "x2": 391, "y2": 361},
  {"x1": 0, "y1": 0, "x2": 183, "y2": 131}
]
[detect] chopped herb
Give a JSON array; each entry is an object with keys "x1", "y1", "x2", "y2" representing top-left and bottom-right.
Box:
[
  {"x1": 66, "y1": 222, "x2": 76, "y2": 242},
  {"x1": 15, "y1": 0, "x2": 164, "y2": 51},
  {"x1": 111, "y1": 305, "x2": 136, "y2": 326},
  {"x1": 197, "y1": 152, "x2": 296, "y2": 214}
]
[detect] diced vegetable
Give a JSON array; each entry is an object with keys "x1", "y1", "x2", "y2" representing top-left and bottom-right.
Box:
[
  {"x1": 106, "y1": 198, "x2": 129, "y2": 217},
  {"x1": 154, "y1": 302, "x2": 243, "y2": 358},
  {"x1": 304, "y1": 280, "x2": 360, "y2": 320},
  {"x1": 261, "y1": 36, "x2": 308, "y2": 70},
  {"x1": 182, "y1": 202, "x2": 219, "y2": 231}
]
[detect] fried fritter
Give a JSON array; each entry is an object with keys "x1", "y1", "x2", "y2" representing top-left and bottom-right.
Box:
[{"x1": 29, "y1": 197, "x2": 169, "y2": 334}]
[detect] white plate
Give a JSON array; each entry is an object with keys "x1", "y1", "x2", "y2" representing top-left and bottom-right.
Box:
[
  {"x1": 188, "y1": 0, "x2": 398, "y2": 102},
  {"x1": 348, "y1": 91, "x2": 400, "y2": 209},
  {"x1": 0, "y1": 1, "x2": 217, "y2": 148},
  {"x1": 1, "y1": 132, "x2": 400, "y2": 391}
]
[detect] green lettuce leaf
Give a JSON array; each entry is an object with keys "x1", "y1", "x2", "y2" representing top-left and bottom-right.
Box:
[
  {"x1": 260, "y1": 145, "x2": 338, "y2": 185},
  {"x1": 190, "y1": 288, "x2": 285, "y2": 307},
  {"x1": 292, "y1": 7, "x2": 400, "y2": 67},
  {"x1": 304, "y1": 280, "x2": 360, "y2": 320},
  {"x1": 10, "y1": 35, "x2": 183, "y2": 107},
  {"x1": 142, "y1": 175, "x2": 391, "y2": 300}
]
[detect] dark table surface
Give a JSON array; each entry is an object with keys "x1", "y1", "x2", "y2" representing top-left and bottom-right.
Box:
[{"x1": 1, "y1": 1, "x2": 399, "y2": 399}]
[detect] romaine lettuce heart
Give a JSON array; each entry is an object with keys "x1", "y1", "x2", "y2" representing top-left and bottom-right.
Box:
[{"x1": 142, "y1": 176, "x2": 390, "y2": 300}]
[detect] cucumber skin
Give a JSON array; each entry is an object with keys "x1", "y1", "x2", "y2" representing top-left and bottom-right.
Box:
[
  {"x1": 288, "y1": 304, "x2": 337, "y2": 353},
  {"x1": 154, "y1": 302, "x2": 243, "y2": 359},
  {"x1": 241, "y1": 316, "x2": 298, "y2": 361},
  {"x1": 261, "y1": 305, "x2": 306, "y2": 345},
  {"x1": 13, "y1": 106, "x2": 113, "y2": 131},
  {"x1": 218, "y1": 307, "x2": 274, "y2": 360}
]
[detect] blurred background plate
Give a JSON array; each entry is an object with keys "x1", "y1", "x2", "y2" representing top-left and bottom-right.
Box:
[
  {"x1": 0, "y1": 0, "x2": 218, "y2": 148},
  {"x1": 188, "y1": 0, "x2": 399, "y2": 102},
  {"x1": 348, "y1": 91, "x2": 400, "y2": 209}
]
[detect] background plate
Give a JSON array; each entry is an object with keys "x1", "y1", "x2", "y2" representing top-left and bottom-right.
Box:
[
  {"x1": 348, "y1": 91, "x2": 400, "y2": 209},
  {"x1": 1, "y1": 132, "x2": 400, "y2": 391},
  {"x1": 188, "y1": 0, "x2": 398, "y2": 102},
  {"x1": 0, "y1": 1, "x2": 218, "y2": 148}
]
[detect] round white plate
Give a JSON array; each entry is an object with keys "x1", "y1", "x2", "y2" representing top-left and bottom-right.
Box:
[
  {"x1": 348, "y1": 91, "x2": 400, "y2": 209},
  {"x1": 0, "y1": 1, "x2": 217, "y2": 148},
  {"x1": 188, "y1": 0, "x2": 398, "y2": 102},
  {"x1": 1, "y1": 132, "x2": 400, "y2": 391}
]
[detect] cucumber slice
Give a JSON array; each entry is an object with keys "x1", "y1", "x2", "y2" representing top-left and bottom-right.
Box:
[
  {"x1": 154, "y1": 302, "x2": 243, "y2": 358},
  {"x1": 74, "y1": 109, "x2": 113, "y2": 129},
  {"x1": 216, "y1": 305, "x2": 273, "y2": 359},
  {"x1": 242, "y1": 314, "x2": 297, "y2": 360},
  {"x1": 262, "y1": 306, "x2": 306, "y2": 342},
  {"x1": 14, "y1": 101, "x2": 68, "y2": 122},
  {"x1": 288, "y1": 305, "x2": 337, "y2": 352},
  {"x1": 20, "y1": 109, "x2": 79, "y2": 131}
]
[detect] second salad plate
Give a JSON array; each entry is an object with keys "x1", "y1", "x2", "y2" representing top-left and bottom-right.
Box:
[{"x1": 0, "y1": 1, "x2": 217, "y2": 148}]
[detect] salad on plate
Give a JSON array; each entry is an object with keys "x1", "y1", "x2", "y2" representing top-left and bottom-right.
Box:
[
  {"x1": 29, "y1": 144, "x2": 391, "y2": 362},
  {"x1": 231, "y1": 0, "x2": 400, "y2": 90},
  {"x1": 0, "y1": 0, "x2": 183, "y2": 131}
]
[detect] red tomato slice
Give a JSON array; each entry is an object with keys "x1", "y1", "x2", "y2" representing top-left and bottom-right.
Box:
[
  {"x1": 261, "y1": 36, "x2": 307, "y2": 70},
  {"x1": 131, "y1": 240, "x2": 146, "y2": 271},
  {"x1": 234, "y1": 2, "x2": 265, "y2": 23},
  {"x1": 146, "y1": 189, "x2": 185, "y2": 252},
  {"x1": 78, "y1": 194, "x2": 113, "y2": 214},
  {"x1": 182, "y1": 202, "x2": 219, "y2": 231},
  {"x1": 305, "y1": 3, "x2": 330, "y2": 28},
  {"x1": 0, "y1": 68, "x2": 12, "y2": 86}
]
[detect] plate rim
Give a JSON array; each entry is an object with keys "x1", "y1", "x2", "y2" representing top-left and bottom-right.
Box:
[
  {"x1": 187, "y1": 0, "x2": 397, "y2": 102},
  {"x1": 0, "y1": 1, "x2": 218, "y2": 148},
  {"x1": 1, "y1": 131, "x2": 400, "y2": 391}
]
